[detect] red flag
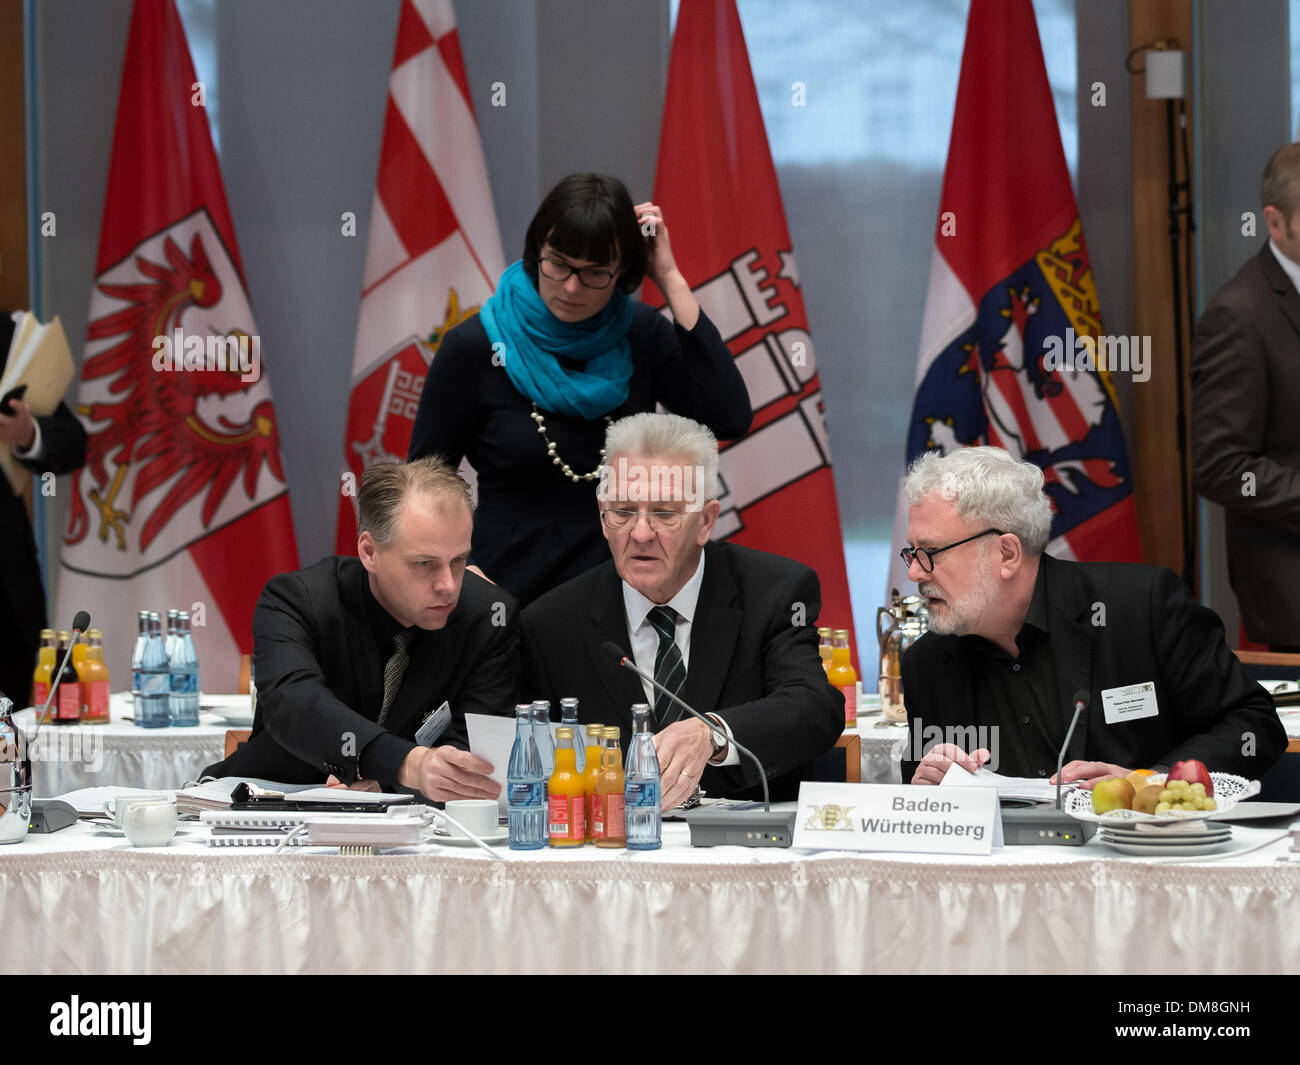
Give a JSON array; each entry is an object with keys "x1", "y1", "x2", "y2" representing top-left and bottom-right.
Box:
[
  {"x1": 334, "y1": 0, "x2": 504, "y2": 554},
  {"x1": 648, "y1": 0, "x2": 858, "y2": 659},
  {"x1": 888, "y1": 0, "x2": 1141, "y2": 593},
  {"x1": 58, "y1": 0, "x2": 298, "y2": 691}
]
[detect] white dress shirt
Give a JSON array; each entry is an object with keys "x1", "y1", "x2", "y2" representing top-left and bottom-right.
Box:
[
  {"x1": 1270, "y1": 238, "x2": 1300, "y2": 292},
  {"x1": 620, "y1": 551, "x2": 739, "y2": 766}
]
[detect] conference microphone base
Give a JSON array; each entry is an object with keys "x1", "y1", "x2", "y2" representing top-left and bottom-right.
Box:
[
  {"x1": 1000, "y1": 803, "x2": 1096, "y2": 846},
  {"x1": 29, "y1": 799, "x2": 79, "y2": 834},
  {"x1": 685, "y1": 807, "x2": 795, "y2": 848}
]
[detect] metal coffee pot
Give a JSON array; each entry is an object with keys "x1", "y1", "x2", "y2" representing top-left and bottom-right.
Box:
[
  {"x1": 0, "y1": 695, "x2": 33, "y2": 843},
  {"x1": 876, "y1": 589, "x2": 929, "y2": 724}
]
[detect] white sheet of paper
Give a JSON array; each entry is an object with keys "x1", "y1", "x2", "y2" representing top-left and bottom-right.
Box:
[
  {"x1": 466, "y1": 713, "x2": 595, "y2": 813},
  {"x1": 939, "y1": 763, "x2": 1005, "y2": 846},
  {"x1": 291, "y1": 788, "x2": 412, "y2": 805}
]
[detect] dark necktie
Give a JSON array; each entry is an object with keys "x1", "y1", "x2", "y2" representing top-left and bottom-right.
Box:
[
  {"x1": 647, "y1": 605, "x2": 686, "y2": 725},
  {"x1": 377, "y1": 628, "x2": 414, "y2": 726}
]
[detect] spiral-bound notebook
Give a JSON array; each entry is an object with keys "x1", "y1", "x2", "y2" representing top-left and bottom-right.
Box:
[
  {"x1": 203, "y1": 810, "x2": 310, "y2": 847},
  {"x1": 201, "y1": 810, "x2": 424, "y2": 847}
]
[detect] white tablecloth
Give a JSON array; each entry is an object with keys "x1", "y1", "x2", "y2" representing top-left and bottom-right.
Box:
[
  {"x1": 15, "y1": 694, "x2": 240, "y2": 793},
  {"x1": 3, "y1": 815, "x2": 1297, "y2": 974}
]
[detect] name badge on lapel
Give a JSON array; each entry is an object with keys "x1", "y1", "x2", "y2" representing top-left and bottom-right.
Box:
[{"x1": 1100, "y1": 682, "x2": 1159, "y2": 725}]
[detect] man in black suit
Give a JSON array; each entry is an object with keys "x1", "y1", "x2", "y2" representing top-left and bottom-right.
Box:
[
  {"x1": 1192, "y1": 143, "x2": 1300, "y2": 651},
  {"x1": 520, "y1": 413, "x2": 843, "y2": 809},
  {"x1": 898, "y1": 447, "x2": 1285, "y2": 787},
  {"x1": 203, "y1": 458, "x2": 517, "y2": 800},
  {"x1": 0, "y1": 312, "x2": 86, "y2": 706}
]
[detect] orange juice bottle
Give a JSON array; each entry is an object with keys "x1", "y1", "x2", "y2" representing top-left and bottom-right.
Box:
[
  {"x1": 594, "y1": 726, "x2": 626, "y2": 848},
  {"x1": 582, "y1": 725, "x2": 604, "y2": 841},
  {"x1": 79, "y1": 629, "x2": 111, "y2": 723},
  {"x1": 31, "y1": 629, "x2": 56, "y2": 708},
  {"x1": 818, "y1": 627, "x2": 832, "y2": 673},
  {"x1": 827, "y1": 629, "x2": 858, "y2": 727},
  {"x1": 547, "y1": 726, "x2": 586, "y2": 847}
]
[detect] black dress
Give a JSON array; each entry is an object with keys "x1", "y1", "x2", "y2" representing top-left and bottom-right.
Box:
[{"x1": 409, "y1": 303, "x2": 751, "y2": 606}]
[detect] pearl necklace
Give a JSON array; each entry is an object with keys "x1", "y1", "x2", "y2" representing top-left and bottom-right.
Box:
[{"x1": 530, "y1": 403, "x2": 613, "y2": 483}]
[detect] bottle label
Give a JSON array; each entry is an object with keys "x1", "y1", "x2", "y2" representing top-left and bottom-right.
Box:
[
  {"x1": 597, "y1": 793, "x2": 625, "y2": 839},
  {"x1": 170, "y1": 672, "x2": 199, "y2": 694},
  {"x1": 625, "y1": 781, "x2": 660, "y2": 808},
  {"x1": 508, "y1": 781, "x2": 543, "y2": 808},
  {"x1": 84, "y1": 680, "x2": 111, "y2": 722},
  {"x1": 586, "y1": 790, "x2": 599, "y2": 839},
  {"x1": 548, "y1": 795, "x2": 585, "y2": 842},
  {"x1": 34, "y1": 682, "x2": 49, "y2": 708},
  {"x1": 57, "y1": 683, "x2": 82, "y2": 721},
  {"x1": 841, "y1": 684, "x2": 857, "y2": 726}
]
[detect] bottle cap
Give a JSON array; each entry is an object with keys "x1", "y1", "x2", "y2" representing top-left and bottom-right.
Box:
[
  {"x1": 57, "y1": 630, "x2": 70, "y2": 641},
  {"x1": 514, "y1": 703, "x2": 533, "y2": 715},
  {"x1": 87, "y1": 628, "x2": 102, "y2": 639},
  {"x1": 556, "y1": 726, "x2": 575, "y2": 739},
  {"x1": 818, "y1": 627, "x2": 831, "y2": 636},
  {"x1": 833, "y1": 628, "x2": 849, "y2": 638},
  {"x1": 604, "y1": 726, "x2": 620, "y2": 739}
]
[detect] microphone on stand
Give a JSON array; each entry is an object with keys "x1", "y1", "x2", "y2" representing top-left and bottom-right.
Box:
[
  {"x1": 27, "y1": 611, "x2": 91, "y2": 834},
  {"x1": 997, "y1": 688, "x2": 1096, "y2": 846},
  {"x1": 600, "y1": 641, "x2": 794, "y2": 848}
]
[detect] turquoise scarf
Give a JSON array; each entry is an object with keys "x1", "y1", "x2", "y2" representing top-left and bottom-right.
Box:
[{"x1": 480, "y1": 260, "x2": 634, "y2": 419}]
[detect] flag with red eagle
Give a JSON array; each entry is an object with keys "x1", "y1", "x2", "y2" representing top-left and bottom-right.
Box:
[
  {"x1": 888, "y1": 0, "x2": 1141, "y2": 593},
  {"x1": 334, "y1": 0, "x2": 503, "y2": 554},
  {"x1": 647, "y1": 0, "x2": 858, "y2": 659},
  {"x1": 57, "y1": 0, "x2": 298, "y2": 692}
]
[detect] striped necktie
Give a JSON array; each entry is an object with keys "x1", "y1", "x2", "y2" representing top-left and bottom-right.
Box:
[
  {"x1": 377, "y1": 628, "x2": 414, "y2": 726},
  {"x1": 647, "y1": 605, "x2": 686, "y2": 725}
]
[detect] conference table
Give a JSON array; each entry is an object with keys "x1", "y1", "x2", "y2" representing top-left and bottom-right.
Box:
[
  {"x1": 13, "y1": 694, "x2": 242, "y2": 794},
  {"x1": 3, "y1": 810, "x2": 1297, "y2": 974}
]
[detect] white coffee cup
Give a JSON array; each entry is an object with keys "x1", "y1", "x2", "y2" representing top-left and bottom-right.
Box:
[
  {"x1": 103, "y1": 793, "x2": 169, "y2": 828},
  {"x1": 105, "y1": 796, "x2": 177, "y2": 847},
  {"x1": 444, "y1": 799, "x2": 499, "y2": 838}
]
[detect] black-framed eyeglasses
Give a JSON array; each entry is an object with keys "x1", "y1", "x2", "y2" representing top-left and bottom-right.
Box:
[
  {"x1": 600, "y1": 506, "x2": 688, "y2": 532},
  {"x1": 539, "y1": 255, "x2": 619, "y2": 290},
  {"x1": 900, "y1": 529, "x2": 1005, "y2": 573}
]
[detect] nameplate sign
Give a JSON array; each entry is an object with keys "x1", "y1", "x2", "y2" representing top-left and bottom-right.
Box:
[{"x1": 792, "y1": 781, "x2": 997, "y2": 855}]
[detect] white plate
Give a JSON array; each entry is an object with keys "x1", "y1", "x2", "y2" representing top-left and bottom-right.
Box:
[
  {"x1": 1064, "y1": 772, "x2": 1257, "y2": 825},
  {"x1": 429, "y1": 826, "x2": 509, "y2": 846},
  {"x1": 1100, "y1": 830, "x2": 1231, "y2": 846},
  {"x1": 1100, "y1": 837, "x2": 1236, "y2": 857}
]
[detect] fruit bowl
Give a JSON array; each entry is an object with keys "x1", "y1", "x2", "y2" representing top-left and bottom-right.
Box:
[{"x1": 1063, "y1": 773, "x2": 1259, "y2": 825}]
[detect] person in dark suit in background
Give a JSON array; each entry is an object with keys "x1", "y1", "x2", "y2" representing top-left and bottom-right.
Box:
[
  {"x1": 0, "y1": 312, "x2": 86, "y2": 706},
  {"x1": 202, "y1": 458, "x2": 517, "y2": 800},
  {"x1": 898, "y1": 447, "x2": 1285, "y2": 787},
  {"x1": 520, "y1": 412, "x2": 843, "y2": 809},
  {"x1": 1192, "y1": 143, "x2": 1300, "y2": 652},
  {"x1": 409, "y1": 173, "x2": 751, "y2": 608}
]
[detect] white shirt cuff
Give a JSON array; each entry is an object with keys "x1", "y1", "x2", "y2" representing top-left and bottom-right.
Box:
[
  {"x1": 11, "y1": 418, "x2": 43, "y2": 461},
  {"x1": 705, "y1": 713, "x2": 740, "y2": 767}
]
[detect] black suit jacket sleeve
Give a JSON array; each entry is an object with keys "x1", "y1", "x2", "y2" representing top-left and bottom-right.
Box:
[
  {"x1": 18, "y1": 402, "x2": 87, "y2": 476},
  {"x1": 1191, "y1": 298, "x2": 1300, "y2": 534},
  {"x1": 250, "y1": 570, "x2": 396, "y2": 782},
  {"x1": 1147, "y1": 566, "x2": 1286, "y2": 773},
  {"x1": 707, "y1": 565, "x2": 844, "y2": 792}
]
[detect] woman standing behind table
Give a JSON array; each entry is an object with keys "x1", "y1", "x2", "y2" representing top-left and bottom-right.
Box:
[{"x1": 409, "y1": 173, "x2": 752, "y2": 606}]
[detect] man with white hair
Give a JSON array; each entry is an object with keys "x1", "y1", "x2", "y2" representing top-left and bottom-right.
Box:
[
  {"x1": 519, "y1": 412, "x2": 844, "y2": 809},
  {"x1": 899, "y1": 446, "x2": 1284, "y2": 786}
]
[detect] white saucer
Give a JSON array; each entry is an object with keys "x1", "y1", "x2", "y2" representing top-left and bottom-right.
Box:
[
  {"x1": 1100, "y1": 837, "x2": 1235, "y2": 857},
  {"x1": 1101, "y1": 832, "x2": 1231, "y2": 847},
  {"x1": 430, "y1": 826, "x2": 509, "y2": 846},
  {"x1": 1101, "y1": 824, "x2": 1231, "y2": 842}
]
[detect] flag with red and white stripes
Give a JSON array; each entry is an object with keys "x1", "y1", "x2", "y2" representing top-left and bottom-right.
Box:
[
  {"x1": 889, "y1": 0, "x2": 1141, "y2": 591},
  {"x1": 334, "y1": 0, "x2": 503, "y2": 553}
]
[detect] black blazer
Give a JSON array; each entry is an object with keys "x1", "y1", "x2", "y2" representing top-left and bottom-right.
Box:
[
  {"x1": 899, "y1": 554, "x2": 1286, "y2": 783},
  {"x1": 0, "y1": 314, "x2": 87, "y2": 706},
  {"x1": 1191, "y1": 243, "x2": 1300, "y2": 645},
  {"x1": 518, "y1": 541, "x2": 844, "y2": 799},
  {"x1": 202, "y1": 556, "x2": 518, "y2": 788}
]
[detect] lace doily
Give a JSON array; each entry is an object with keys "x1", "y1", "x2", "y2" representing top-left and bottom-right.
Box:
[{"x1": 1064, "y1": 772, "x2": 1258, "y2": 824}]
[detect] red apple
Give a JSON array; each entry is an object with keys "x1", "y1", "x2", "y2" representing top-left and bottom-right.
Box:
[{"x1": 1167, "y1": 759, "x2": 1213, "y2": 796}]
